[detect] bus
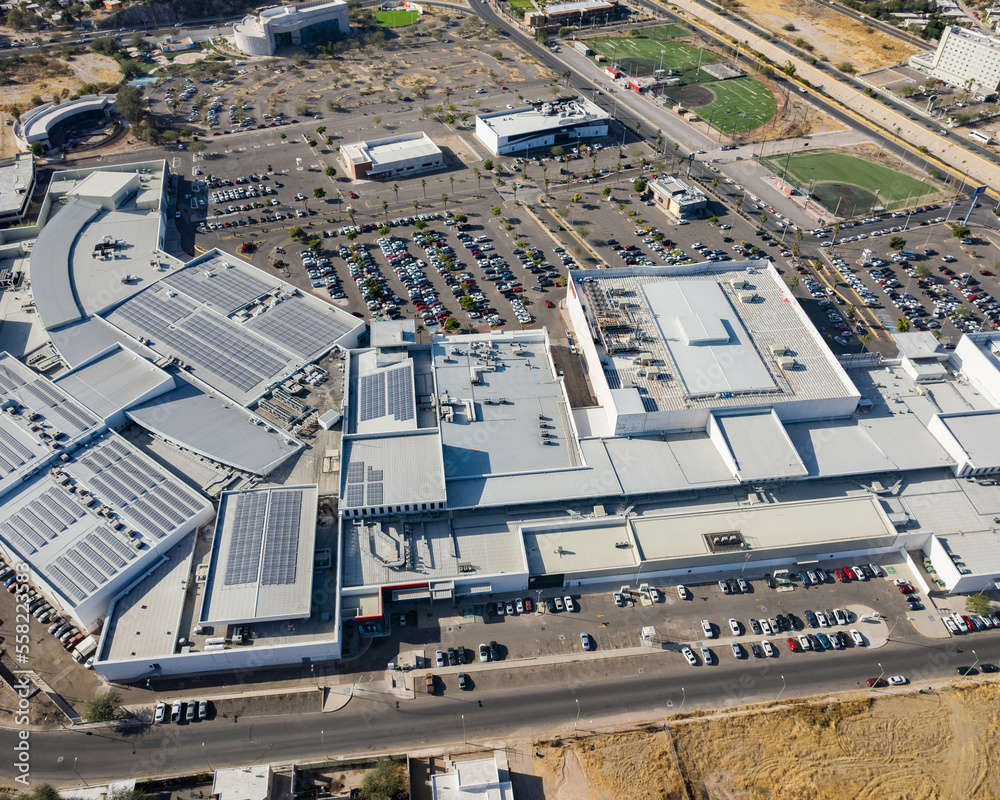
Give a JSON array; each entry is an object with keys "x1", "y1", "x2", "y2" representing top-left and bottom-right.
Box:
[{"x1": 969, "y1": 130, "x2": 992, "y2": 145}]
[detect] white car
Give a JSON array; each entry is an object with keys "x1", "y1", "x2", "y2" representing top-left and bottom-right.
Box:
[
  {"x1": 850, "y1": 629, "x2": 865, "y2": 646},
  {"x1": 816, "y1": 612, "x2": 829, "y2": 628},
  {"x1": 701, "y1": 619, "x2": 714, "y2": 638},
  {"x1": 761, "y1": 639, "x2": 775, "y2": 657},
  {"x1": 731, "y1": 642, "x2": 744, "y2": 659},
  {"x1": 436, "y1": 649, "x2": 445, "y2": 667},
  {"x1": 852, "y1": 566, "x2": 868, "y2": 581},
  {"x1": 728, "y1": 618, "x2": 741, "y2": 636},
  {"x1": 888, "y1": 675, "x2": 908, "y2": 686},
  {"x1": 563, "y1": 596, "x2": 575, "y2": 612},
  {"x1": 647, "y1": 587, "x2": 661, "y2": 603},
  {"x1": 676, "y1": 585, "x2": 688, "y2": 600},
  {"x1": 154, "y1": 702, "x2": 166, "y2": 723},
  {"x1": 580, "y1": 632, "x2": 591, "y2": 651},
  {"x1": 479, "y1": 643, "x2": 489, "y2": 663},
  {"x1": 759, "y1": 619, "x2": 773, "y2": 636},
  {"x1": 700, "y1": 646, "x2": 713, "y2": 665},
  {"x1": 682, "y1": 646, "x2": 698, "y2": 666},
  {"x1": 612, "y1": 591, "x2": 625, "y2": 607},
  {"x1": 943, "y1": 617, "x2": 959, "y2": 633},
  {"x1": 797, "y1": 634, "x2": 811, "y2": 651},
  {"x1": 833, "y1": 608, "x2": 848, "y2": 626}
]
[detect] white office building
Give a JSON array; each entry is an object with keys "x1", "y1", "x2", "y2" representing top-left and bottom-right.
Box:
[
  {"x1": 475, "y1": 96, "x2": 609, "y2": 156},
  {"x1": 231, "y1": 1, "x2": 349, "y2": 56},
  {"x1": 340, "y1": 132, "x2": 443, "y2": 180},
  {"x1": 909, "y1": 25, "x2": 1000, "y2": 96}
]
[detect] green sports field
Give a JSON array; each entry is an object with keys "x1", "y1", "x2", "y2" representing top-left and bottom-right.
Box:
[
  {"x1": 664, "y1": 76, "x2": 777, "y2": 136},
  {"x1": 507, "y1": 0, "x2": 535, "y2": 9},
  {"x1": 375, "y1": 8, "x2": 419, "y2": 26},
  {"x1": 758, "y1": 151, "x2": 941, "y2": 215},
  {"x1": 584, "y1": 30, "x2": 715, "y2": 77}
]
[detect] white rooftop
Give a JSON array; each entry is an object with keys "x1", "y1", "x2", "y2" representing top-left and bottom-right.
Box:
[
  {"x1": 341, "y1": 132, "x2": 441, "y2": 168},
  {"x1": 55, "y1": 344, "x2": 173, "y2": 421},
  {"x1": 199, "y1": 486, "x2": 317, "y2": 625},
  {"x1": 477, "y1": 96, "x2": 609, "y2": 139},
  {"x1": 213, "y1": 765, "x2": 272, "y2": 800}
]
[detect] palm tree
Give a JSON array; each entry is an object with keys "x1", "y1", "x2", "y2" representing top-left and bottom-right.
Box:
[
  {"x1": 441, "y1": 193, "x2": 449, "y2": 211},
  {"x1": 735, "y1": 197, "x2": 743, "y2": 211},
  {"x1": 449, "y1": 176, "x2": 455, "y2": 194},
  {"x1": 382, "y1": 199, "x2": 389, "y2": 224},
  {"x1": 413, "y1": 199, "x2": 420, "y2": 212},
  {"x1": 420, "y1": 179, "x2": 426, "y2": 199},
  {"x1": 391, "y1": 183, "x2": 399, "y2": 203},
  {"x1": 473, "y1": 167, "x2": 482, "y2": 193},
  {"x1": 562, "y1": 69, "x2": 571, "y2": 85}
]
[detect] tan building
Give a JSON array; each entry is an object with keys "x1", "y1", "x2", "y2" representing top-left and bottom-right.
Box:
[{"x1": 649, "y1": 175, "x2": 708, "y2": 221}]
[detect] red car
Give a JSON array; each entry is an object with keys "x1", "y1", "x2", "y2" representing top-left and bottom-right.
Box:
[
  {"x1": 897, "y1": 584, "x2": 915, "y2": 594},
  {"x1": 523, "y1": 598, "x2": 534, "y2": 613},
  {"x1": 843, "y1": 566, "x2": 857, "y2": 580},
  {"x1": 981, "y1": 270, "x2": 994, "y2": 276},
  {"x1": 348, "y1": 191, "x2": 358, "y2": 199},
  {"x1": 866, "y1": 677, "x2": 888, "y2": 688},
  {"x1": 834, "y1": 568, "x2": 848, "y2": 583},
  {"x1": 787, "y1": 637, "x2": 799, "y2": 652},
  {"x1": 545, "y1": 300, "x2": 555, "y2": 308},
  {"x1": 962, "y1": 615, "x2": 976, "y2": 631}
]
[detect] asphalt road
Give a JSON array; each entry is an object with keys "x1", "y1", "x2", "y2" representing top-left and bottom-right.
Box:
[{"x1": 1, "y1": 633, "x2": 985, "y2": 784}]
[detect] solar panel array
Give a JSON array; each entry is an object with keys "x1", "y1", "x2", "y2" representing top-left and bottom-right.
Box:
[
  {"x1": 78, "y1": 435, "x2": 205, "y2": 540},
  {"x1": 358, "y1": 372, "x2": 386, "y2": 423},
  {"x1": 106, "y1": 290, "x2": 287, "y2": 398},
  {"x1": 0, "y1": 428, "x2": 34, "y2": 477},
  {"x1": 223, "y1": 492, "x2": 267, "y2": 585},
  {"x1": 344, "y1": 460, "x2": 388, "y2": 508},
  {"x1": 0, "y1": 362, "x2": 26, "y2": 394},
  {"x1": 260, "y1": 490, "x2": 302, "y2": 586},
  {"x1": 245, "y1": 295, "x2": 356, "y2": 359},
  {"x1": 386, "y1": 364, "x2": 415, "y2": 422},
  {"x1": 18, "y1": 379, "x2": 99, "y2": 435},
  {"x1": 358, "y1": 363, "x2": 414, "y2": 424},
  {"x1": 162, "y1": 258, "x2": 274, "y2": 315}
]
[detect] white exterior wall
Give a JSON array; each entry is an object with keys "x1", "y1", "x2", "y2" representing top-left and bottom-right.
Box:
[
  {"x1": 952, "y1": 335, "x2": 1000, "y2": 407},
  {"x1": 927, "y1": 415, "x2": 970, "y2": 476},
  {"x1": 95, "y1": 636, "x2": 342, "y2": 682},
  {"x1": 231, "y1": 1, "x2": 349, "y2": 57},
  {"x1": 927, "y1": 26, "x2": 1000, "y2": 91}
]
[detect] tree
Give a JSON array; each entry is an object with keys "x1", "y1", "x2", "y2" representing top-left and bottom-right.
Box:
[
  {"x1": 307, "y1": 239, "x2": 322, "y2": 251},
  {"x1": 289, "y1": 225, "x2": 304, "y2": 239},
  {"x1": 967, "y1": 593, "x2": 993, "y2": 616},
  {"x1": 441, "y1": 193, "x2": 449, "y2": 211},
  {"x1": 570, "y1": 193, "x2": 582, "y2": 203},
  {"x1": 782, "y1": 61, "x2": 797, "y2": 77},
  {"x1": 460, "y1": 295, "x2": 476, "y2": 310},
  {"x1": 483, "y1": 159, "x2": 494, "y2": 173},
  {"x1": 325, "y1": 165, "x2": 337, "y2": 178},
  {"x1": 20, "y1": 786, "x2": 61, "y2": 800},
  {"x1": 896, "y1": 316, "x2": 911, "y2": 333},
  {"x1": 888, "y1": 236, "x2": 907, "y2": 251},
  {"x1": 759, "y1": 212, "x2": 768, "y2": 226},
  {"x1": 82, "y1": 689, "x2": 120, "y2": 723},
  {"x1": 952, "y1": 225, "x2": 971, "y2": 239},
  {"x1": 314, "y1": 188, "x2": 327, "y2": 200},
  {"x1": 115, "y1": 85, "x2": 147, "y2": 126},
  {"x1": 391, "y1": 183, "x2": 399, "y2": 203},
  {"x1": 551, "y1": 145, "x2": 564, "y2": 157},
  {"x1": 444, "y1": 316, "x2": 459, "y2": 331},
  {"x1": 490, "y1": 206, "x2": 502, "y2": 218},
  {"x1": 420, "y1": 178, "x2": 427, "y2": 198},
  {"x1": 633, "y1": 179, "x2": 647, "y2": 193},
  {"x1": 735, "y1": 197, "x2": 743, "y2": 211},
  {"x1": 414, "y1": 219, "x2": 427, "y2": 230},
  {"x1": 916, "y1": 264, "x2": 932, "y2": 279},
  {"x1": 473, "y1": 167, "x2": 482, "y2": 193},
  {"x1": 364, "y1": 277, "x2": 383, "y2": 299},
  {"x1": 29, "y1": 142, "x2": 44, "y2": 157}
]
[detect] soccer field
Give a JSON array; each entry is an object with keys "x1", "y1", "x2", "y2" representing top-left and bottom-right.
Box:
[
  {"x1": 758, "y1": 151, "x2": 941, "y2": 214},
  {"x1": 664, "y1": 77, "x2": 777, "y2": 136},
  {"x1": 584, "y1": 34, "x2": 716, "y2": 77},
  {"x1": 375, "y1": 9, "x2": 419, "y2": 26}
]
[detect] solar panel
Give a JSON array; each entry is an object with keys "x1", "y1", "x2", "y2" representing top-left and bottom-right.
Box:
[
  {"x1": 260, "y1": 490, "x2": 302, "y2": 586},
  {"x1": 359, "y1": 372, "x2": 386, "y2": 422},
  {"x1": 0, "y1": 364, "x2": 22, "y2": 393},
  {"x1": 76, "y1": 542, "x2": 116, "y2": 578},
  {"x1": 244, "y1": 296, "x2": 355, "y2": 359},
  {"x1": 96, "y1": 528, "x2": 137, "y2": 563},
  {"x1": 367, "y1": 482, "x2": 383, "y2": 506},
  {"x1": 47, "y1": 564, "x2": 85, "y2": 602},
  {"x1": 367, "y1": 468, "x2": 384, "y2": 482},
  {"x1": 144, "y1": 492, "x2": 185, "y2": 526},
  {"x1": 85, "y1": 532, "x2": 128, "y2": 569},
  {"x1": 163, "y1": 259, "x2": 273, "y2": 315},
  {"x1": 21, "y1": 508, "x2": 57, "y2": 541},
  {"x1": 128, "y1": 501, "x2": 172, "y2": 538},
  {"x1": 347, "y1": 461, "x2": 365, "y2": 483},
  {"x1": 344, "y1": 484, "x2": 365, "y2": 506},
  {"x1": 223, "y1": 492, "x2": 267, "y2": 585},
  {"x1": 55, "y1": 556, "x2": 98, "y2": 594},
  {"x1": 44, "y1": 489, "x2": 82, "y2": 526},
  {"x1": 1, "y1": 522, "x2": 36, "y2": 555},
  {"x1": 67, "y1": 548, "x2": 109, "y2": 583},
  {"x1": 386, "y1": 364, "x2": 415, "y2": 422},
  {"x1": 8, "y1": 517, "x2": 45, "y2": 549},
  {"x1": 0, "y1": 428, "x2": 34, "y2": 461}
]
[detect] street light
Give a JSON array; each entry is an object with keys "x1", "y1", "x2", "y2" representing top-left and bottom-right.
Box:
[
  {"x1": 574, "y1": 698, "x2": 581, "y2": 732},
  {"x1": 73, "y1": 756, "x2": 87, "y2": 786},
  {"x1": 321, "y1": 729, "x2": 327, "y2": 759},
  {"x1": 678, "y1": 686, "x2": 686, "y2": 712},
  {"x1": 462, "y1": 714, "x2": 467, "y2": 744},
  {"x1": 776, "y1": 675, "x2": 786, "y2": 702}
]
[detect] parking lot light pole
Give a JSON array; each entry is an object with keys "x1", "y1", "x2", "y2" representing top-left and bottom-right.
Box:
[
  {"x1": 463, "y1": 714, "x2": 467, "y2": 744},
  {"x1": 574, "y1": 698, "x2": 580, "y2": 732},
  {"x1": 679, "y1": 687, "x2": 686, "y2": 712},
  {"x1": 871, "y1": 662, "x2": 884, "y2": 690},
  {"x1": 972, "y1": 650, "x2": 980, "y2": 671},
  {"x1": 776, "y1": 676, "x2": 785, "y2": 702},
  {"x1": 73, "y1": 756, "x2": 87, "y2": 786}
]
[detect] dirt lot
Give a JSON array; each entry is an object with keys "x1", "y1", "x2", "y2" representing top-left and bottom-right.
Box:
[
  {"x1": 0, "y1": 50, "x2": 121, "y2": 111},
  {"x1": 516, "y1": 682, "x2": 1000, "y2": 799},
  {"x1": 733, "y1": 0, "x2": 919, "y2": 71}
]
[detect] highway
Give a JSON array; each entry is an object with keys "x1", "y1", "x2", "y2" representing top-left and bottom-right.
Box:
[{"x1": 0, "y1": 633, "x2": 984, "y2": 784}]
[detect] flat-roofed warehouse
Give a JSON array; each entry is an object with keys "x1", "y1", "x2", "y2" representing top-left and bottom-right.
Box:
[
  {"x1": 340, "y1": 132, "x2": 443, "y2": 180},
  {"x1": 475, "y1": 96, "x2": 610, "y2": 156}
]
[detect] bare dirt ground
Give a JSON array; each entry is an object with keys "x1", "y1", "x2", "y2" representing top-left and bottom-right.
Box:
[
  {"x1": 0, "y1": 51, "x2": 121, "y2": 111},
  {"x1": 510, "y1": 683, "x2": 1000, "y2": 800},
  {"x1": 733, "y1": 0, "x2": 920, "y2": 71}
]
